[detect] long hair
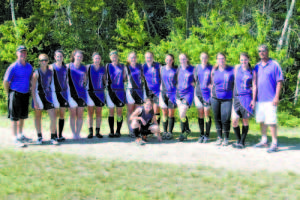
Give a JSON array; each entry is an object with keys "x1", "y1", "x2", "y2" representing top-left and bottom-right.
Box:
[
  {"x1": 214, "y1": 52, "x2": 227, "y2": 69},
  {"x1": 54, "y1": 49, "x2": 66, "y2": 67},
  {"x1": 70, "y1": 49, "x2": 83, "y2": 63},
  {"x1": 240, "y1": 52, "x2": 252, "y2": 69},
  {"x1": 127, "y1": 51, "x2": 136, "y2": 67},
  {"x1": 179, "y1": 53, "x2": 190, "y2": 66},
  {"x1": 200, "y1": 52, "x2": 210, "y2": 66},
  {"x1": 166, "y1": 54, "x2": 175, "y2": 67}
]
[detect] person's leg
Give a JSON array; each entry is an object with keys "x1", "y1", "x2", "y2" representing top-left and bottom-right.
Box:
[
  {"x1": 11, "y1": 120, "x2": 18, "y2": 138},
  {"x1": 149, "y1": 124, "x2": 162, "y2": 141},
  {"x1": 269, "y1": 124, "x2": 277, "y2": 145},
  {"x1": 95, "y1": 107, "x2": 103, "y2": 138},
  {"x1": 58, "y1": 108, "x2": 66, "y2": 140},
  {"x1": 211, "y1": 98, "x2": 222, "y2": 143},
  {"x1": 69, "y1": 107, "x2": 77, "y2": 138},
  {"x1": 115, "y1": 107, "x2": 123, "y2": 137},
  {"x1": 220, "y1": 100, "x2": 232, "y2": 145},
  {"x1": 240, "y1": 118, "x2": 249, "y2": 146},
  {"x1": 127, "y1": 104, "x2": 134, "y2": 133},
  {"x1": 131, "y1": 120, "x2": 143, "y2": 144},
  {"x1": 204, "y1": 107, "x2": 212, "y2": 138},
  {"x1": 162, "y1": 108, "x2": 168, "y2": 133},
  {"x1": 168, "y1": 108, "x2": 175, "y2": 134},
  {"x1": 87, "y1": 106, "x2": 94, "y2": 138},
  {"x1": 35, "y1": 109, "x2": 42, "y2": 138},
  {"x1": 108, "y1": 107, "x2": 115, "y2": 137},
  {"x1": 232, "y1": 109, "x2": 241, "y2": 144},
  {"x1": 197, "y1": 108, "x2": 205, "y2": 137},
  {"x1": 76, "y1": 107, "x2": 84, "y2": 138},
  {"x1": 47, "y1": 108, "x2": 58, "y2": 143},
  {"x1": 154, "y1": 103, "x2": 161, "y2": 125}
]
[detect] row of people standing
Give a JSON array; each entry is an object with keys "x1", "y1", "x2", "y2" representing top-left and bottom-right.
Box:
[{"x1": 4, "y1": 45, "x2": 283, "y2": 153}]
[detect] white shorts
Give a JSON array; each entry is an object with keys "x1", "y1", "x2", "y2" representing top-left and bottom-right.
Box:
[
  {"x1": 194, "y1": 91, "x2": 210, "y2": 109},
  {"x1": 159, "y1": 93, "x2": 167, "y2": 109},
  {"x1": 255, "y1": 102, "x2": 277, "y2": 125},
  {"x1": 231, "y1": 106, "x2": 239, "y2": 120},
  {"x1": 105, "y1": 90, "x2": 115, "y2": 108},
  {"x1": 126, "y1": 89, "x2": 135, "y2": 104}
]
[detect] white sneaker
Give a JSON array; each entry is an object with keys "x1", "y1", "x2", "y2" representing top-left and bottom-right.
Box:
[
  {"x1": 50, "y1": 138, "x2": 59, "y2": 145},
  {"x1": 20, "y1": 135, "x2": 33, "y2": 143},
  {"x1": 36, "y1": 137, "x2": 43, "y2": 145},
  {"x1": 15, "y1": 138, "x2": 26, "y2": 148}
]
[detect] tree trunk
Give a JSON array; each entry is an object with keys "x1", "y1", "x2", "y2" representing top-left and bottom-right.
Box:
[
  {"x1": 10, "y1": 0, "x2": 19, "y2": 40},
  {"x1": 277, "y1": 0, "x2": 296, "y2": 51},
  {"x1": 186, "y1": 0, "x2": 189, "y2": 38}
]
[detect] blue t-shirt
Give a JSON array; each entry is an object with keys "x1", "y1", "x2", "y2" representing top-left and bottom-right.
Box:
[
  {"x1": 254, "y1": 59, "x2": 284, "y2": 102},
  {"x1": 212, "y1": 66, "x2": 234, "y2": 100},
  {"x1": 4, "y1": 61, "x2": 33, "y2": 93},
  {"x1": 143, "y1": 62, "x2": 160, "y2": 97},
  {"x1": 235, "y1": 65, "x2": 252, "y2": 97}
]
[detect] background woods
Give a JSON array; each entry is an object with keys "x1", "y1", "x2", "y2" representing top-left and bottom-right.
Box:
[{"x1": 0, "y1": 0, "x2": 299, "y2": 126}]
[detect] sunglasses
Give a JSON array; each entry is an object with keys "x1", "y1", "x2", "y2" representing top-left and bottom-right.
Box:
[{"x1": 39, "y1": 59, "x2": 48, "y2": 62}]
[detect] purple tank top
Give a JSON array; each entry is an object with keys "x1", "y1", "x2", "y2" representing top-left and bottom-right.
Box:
[
  {"x1": 177, "y1": 65, "x2": 195, "y2": 94},
  {"x1": 143, "y1": 62, "x2": 160, "y2": 96},
  {"x1": 161, "y1": 66, "x2": 177, "y2": 94},
  {"x1": 69, "y1": 63, "x2": 87, "y2": 101},
  {"x1": 107, "y1": 63, "x2": 125, "y2": 90},
  {"x1": 195, "y1": 64, "x2": 212, "y2": 102},
  {"x1": 212, "y1": 66, "x2": 234, "y2": 99},
  {"x1": 37, "y1": 68, "x2": 53, "y2": 103},
  {"x1": 235, "y1": 65, "x2": 252, "y2": 97}
]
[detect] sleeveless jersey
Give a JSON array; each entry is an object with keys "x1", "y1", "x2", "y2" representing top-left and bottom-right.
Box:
[
  {"x1": 36, "y1": 68, "x2": 54, "y2": 103},
  {"x1": 195, "y1": 64, "x2": 212, "y2": 103},
  {"x1": 138, "y1": 106, "x2": 154, "y2": 125},
  {"x1": 107, "y1": 63, "x2": 125, "y2": 102},
  {"x1": 161, "y1": 66, "x2": 177, "y2": 94},
  {"x1": 177, "y1": 65, "x2": 195, "y2": 94},
  {"x1": 143, "y1": 62, "x2": 161, "y2": 97},
  {"x1": 52, "y1": 63, "x2": 69, "y2": 101},
  {"x1": 126, "y1": 64, "x2": 144, "y2": 99},
  {"x1": 87, "y1": 64, "x2": 106, "y2": 103},
  {"x1": 212, "y1": 66, "x2": 234, "y2": 100},
  {"x1": 68, "y1": 63, "x2": 88, "y2": 101}
]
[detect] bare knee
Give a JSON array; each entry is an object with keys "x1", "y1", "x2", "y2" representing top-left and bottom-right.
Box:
[
  {"x1": 232, "y1": 118, "x2": 239, "y2": 127},
  {"x1": 131, "y1": 120, "x2": 140, "y2": 129}
]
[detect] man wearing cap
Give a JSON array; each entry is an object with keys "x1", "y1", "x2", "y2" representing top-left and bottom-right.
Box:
[
  {"x1": 3, "y1": 45, "x2": 33, "y2": 147},
  {"x1": 253, "y1": 44, "x2": 284, "y2": 153}
]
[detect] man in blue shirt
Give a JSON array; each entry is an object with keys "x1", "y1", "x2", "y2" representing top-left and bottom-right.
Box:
[
  {"x1": 3, "y1": 45, "x2": 33, "y2": 147},
  {"x1": 253, "y1": 44, "x2": 284, "y2": 153}
]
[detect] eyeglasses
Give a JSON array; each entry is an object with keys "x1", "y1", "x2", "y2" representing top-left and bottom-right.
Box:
[{"x1": 39, "y1": 59, "x2": 48, "y2": 62}]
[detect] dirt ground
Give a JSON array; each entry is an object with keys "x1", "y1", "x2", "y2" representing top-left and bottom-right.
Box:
[{"x1": 1, "y1": 127, "x2": 300, "y2": 173}]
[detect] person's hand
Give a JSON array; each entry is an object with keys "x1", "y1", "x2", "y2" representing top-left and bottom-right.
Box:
[
  {"x1": 250, "y1": 100, "x2": 256, "y2": 109},
  {"x1": 273, "y1": 97, "x2": 279, "y2": 106},
  {"x1": 157, "y1": 134, "x2": 162, "y2": 142},
  {"x1": 140, "y1": 117, "x2": 146, "y2": 126},
  {"x1": 33, "y1": 101, "x2": 40, "y2": 110}
]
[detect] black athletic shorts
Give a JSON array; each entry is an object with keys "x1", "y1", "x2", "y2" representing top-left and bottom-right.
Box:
[
  {"x1": 176, "y1": 93, "x2": 190, "y2": 107},
  {"x1": 72, "y1": 96, "x2": 86, "y2": 107},
  {"x1": 88, "y1": 92, "x2": 105, "y2": 107},
  {"x1": 233, "y1": 97, "x2": 253, "y2": 119},
  {"x1": 161, "y1": 92, "x2": 177, "y2": 109},
  {"x1": 127, "y1": 89, "x2": 144, "y2": 105},
  {"x1": 140, "y1": 122, "x2": 154, "y2": 136},
  {"x1": 8, "y1": 90, "x2": 30, "y2": 121},
  {"x1": 56, "y1": 92, "x2": 69, "y2": 108},
  {"x1": 145, "y1": 90, "x2": 159, "y2": 105},
  {"x1": 107, "y1": 88, "x2": 125, "y2": 107}
]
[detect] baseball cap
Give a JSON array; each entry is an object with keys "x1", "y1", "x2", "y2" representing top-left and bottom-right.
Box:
[{"x1": 16, "y1": 45, "x2": 27, "y2": 52}]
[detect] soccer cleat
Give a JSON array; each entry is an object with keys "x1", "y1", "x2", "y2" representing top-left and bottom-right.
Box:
[
  {"x1": 36, "y1": 137, "x2": 43, "y2": 145},
  {"x1": 267, "y1": 144, "x2": 278, "y2": 153},
  {"x1": 95, "y1": 133, "x2": 103, "y2": 138},
  {"x1": 215, "y1": 137, "x2": 223, "y2": 146},
  {"x1": 179, "y1": 134, "x2": 185, "y2": 141},
  {"x1": 222, "y1": 138, "x2": 229, "y2": 146},
  {"x1": 114, "y1": 132, "x2": 121, "y2": 138},
  {"x1": 165, "y1": 132, "x2": 173, "y2": 140},
  {"x1": 202, "y1": 136, "x2": 209, "y2": 143},
  {"x1": 197, "y1": 135, "x2": 204, "y2": 143},
  {"x1": 161, "y1": 132, "x2": 168, "y2": 140},
  {"x1": 87, "y1": 133, "x2": 93, "y2": 139},
  {"x1": 20, "y1": 135, "x2": 33, "y2": 143},
  {"x1": 50, "y1": 138, "x2": 59, "y2": 145},
  {"x1": 253, "y1": 141, "x2": 269, "y2": 148},
  {"x1": 15, "y1": 138, "x2": 26, "y2": 148},
  {"x1": 57, "y1": 136, "x2": 66, "y2": 142},
  {"x1": 108, "y1": 133, "x2": 115, "y2": 138}
]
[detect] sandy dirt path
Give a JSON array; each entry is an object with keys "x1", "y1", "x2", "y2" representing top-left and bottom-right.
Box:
[{"x1": 1, "y1": 127, "x2": 299, "y2": 173}]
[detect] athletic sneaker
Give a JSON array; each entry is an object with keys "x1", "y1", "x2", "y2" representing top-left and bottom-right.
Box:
[
  {"x1": 20, "y1": 135, "x2": 33, "y2": 143},
  {"x1": 50, "y1": 138, "x2": 59, "y2": 145},
  {"x1": 179, "y1": 129, "x2": 191, "y2": 141},
  {"x1": 57, "y1": 136, "x2": 66, "y2": 142},
  {"x1": 222, "y1": 138, "x2": 229, "y2": 146},
  {"x1": 36, "y1": 137, "x2": 43, "y2": 145},
  {"x1": 253, "y1": 140, "x2": 269, "y2": 148},
  {"x1": 114, "y1": 132, "x2": 121, "y2": 138},
  {"x1": 15, "y1": 138, "x2": 26, "y2": 148},
  {"x1": 136, "y1": 139, "x2": 146, "y2": 146},
  {"x1": 142, "y1": 135, "x2": 148, "y2": 142},
  {"x1": 95, "y1": 133, "x2": 103, "y2": 138},
  {"x1": 179, "y1": 134, "x2": 185, "y2": 141},
  {"x1": 161, "y1": 132, "x2": 168, "y2": 140},
  {"x1": 202, "y1": 136, "x2": 209, "y2": 143},
  {"x1": 233, "y1": 143, "x2": 244, "y2": 149},
  {"x1": 108, "y1": 133, "x2": 115, "y2": 138},
  {"x1": 215, "y1": 137, "x2": 223, "y2": 146},
  {"x1": 197, "y1": 135, "x2": 204, "y2": 143},
  {"x1": 87, "y1": 133, "x2": 93, "y2": 139},
  {"x1": 267, "y1": 144, "x2": 278, "y2": 153},
  {"x1": 165, "y1": 132, "x2": 173, "y2": 140}
]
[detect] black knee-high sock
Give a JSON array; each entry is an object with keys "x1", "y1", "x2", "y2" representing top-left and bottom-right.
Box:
[
  {"x1": 155, "y1": 113, "x2": 161, "y2": 125},
  {"x1": 198, "y1": 118, "x2": 204, "y2": 136},
  {"x1": 38, "y1": 133, "x2": 42, "y2": 138},
  {"x1": 224, "y1": 131, "x2": 230, "y2": 139},
  {"x1": 51, "y1": 133, "x2": 56, "y2": 139},
  {"x1": 133, "y1": 127, "x2": 140, "y2": 138},
  {"x1": 89, "y1": 127, "x2": 93, "y2": 135},
  {"x1": 185, "y1": 117, "x2": 190, "y2": 131},
  {"x1": 116, "y1": 116, "x2": 123, "y2": 133},
  {"x1": 205, "y1": 117, "x2": 212, "y2": 137},
  {"x1": 162, "y1": 117, "x2": 168, "y2": 133},
  {"x1": 180, "y1": 120, "x2": 185, "y2": 133},
  {"x1": 233, "y1": 126, "x2": 241, "y2": 143},
  {"x1": 169, "y1": 117, "x2": 175, "y2": 133},
  {"x1": 58, "y1": 119, "x2": 64, "y2": 138},
  {"x1": 96, "y1": 128, "x2": 100, "y2": 135},
  {"x1": 108, "y1": 116, "x2": 114, "y2": 133},
  {"x1": 241, "y1": 125, "x2": 249, "y2": 145}
]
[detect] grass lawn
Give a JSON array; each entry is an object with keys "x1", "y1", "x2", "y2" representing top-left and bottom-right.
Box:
[{"x1": 0, "y1": 149, "x2": 299, "y2": 200}]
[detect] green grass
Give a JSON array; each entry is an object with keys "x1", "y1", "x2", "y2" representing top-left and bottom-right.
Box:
[{"x1": 0, "y1": 149, "x2": 299, "y2": 199}]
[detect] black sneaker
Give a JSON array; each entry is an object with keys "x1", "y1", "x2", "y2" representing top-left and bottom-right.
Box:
[
  {"x1": 179, "y1": 134, "x2": 185, "y2": 141},
  {"x1": 108, "y1": 133, "x2": 115, "y2": 138},
  {"x1": 166, "y1": 132, "x2": 173, "y2": 140},
  {"x1": 114, "y1": 132, "x2": 121, "y2": 138},
  {"x1": 87, "y1": 133, "x2": 93, "y2": 139},
  {"x1": 57, "y1": 136, "x2": 66, "y2": 142},
  {"x1": 197, "y1": 135, "x2": 204, "y2": 143},
  {"x1": 95, "y1": 133, "x2": 103, "y2": 138},
  {"x1": 161, "y1": 132, "x2": 168, "y2": 140}
]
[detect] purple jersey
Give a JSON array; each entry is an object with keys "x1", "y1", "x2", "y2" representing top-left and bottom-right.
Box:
[
  {"x1": 177, "y1": 65, "x2": 195, "y2": 106},
  {"x1": 126, "y1": 64, "x2": 144, "y2": 99},
  {"x1": 212, "y1": 66, "x2": 234, "y2": 99},
  {"x1": 161, "y1": 66, "x2": 177, "y2": 104},
  {"x1": 4, "y1": 61, "x2": 33, "y2": 93},
  {"x1": 195, "y1": 64, "x2": 212, "y2": 103},
  {"x1": 143, "y1": 62, "x2": 160, "y2": 97},
  {"x1": 107, "y1": 63, "x2": 126, "y2": 103},
  {"x1": 254, "y1": 59, "x2": 284, "y2": 102},
  {"x1": 235, "y1": 65, "x2": 253, "y2": 114},
  {"x1": 53, "y1": 63, "x2": 69, "y2": 101},
  {"x1": 68, "y1": 63, "x2": 88, "y2": 102},
  {"x1": 87, "y1": 65, "x2": 106, "y2": 103},
  {"x1": 36, "y1": 68, "x2": 54, "y2": 103}
]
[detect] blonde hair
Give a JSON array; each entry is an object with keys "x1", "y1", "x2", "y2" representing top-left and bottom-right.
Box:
[{"x1": 39, "y1": 54, "x2": 49, "y2": 60}]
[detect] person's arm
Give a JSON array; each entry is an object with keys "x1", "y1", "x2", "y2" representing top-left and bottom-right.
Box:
[
  {"x1": 251, "y1": 70, "x2": 257, "y2": 108},
  {"x1": 3, "y1": 65, "x2": 14, "y2": 94},
  {"x1": 273, "y1": 81, "x2": 283, "y2": 106},
  {"x1": 129, "y1": 107, "x2": 143, "y2": 121},
  {"x1": 31, "y1": 71, "x2": 40, "y2": 109}
]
